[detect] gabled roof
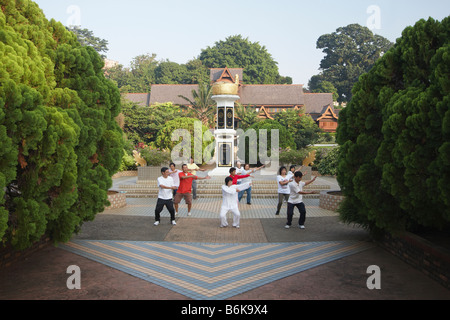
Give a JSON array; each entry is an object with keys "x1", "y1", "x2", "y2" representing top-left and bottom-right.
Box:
[
  {"x1": 303, "y1": 93, "x2": 334, "y2": 114},
  {"x1": 123, "y1": 93, "x2": 150, "y2": 106},
  {"x1": 149, "y1": 84, "x2": 198, "y2": 105},
  {"x1": 257, "y1": 106, "x2": 274, "y2": 120},
  {"x1": 216, "y1": 67, "x2": 236, "y2": 83},
  {"x1": 316, "y1": 105, "x2": 339, "y2": 121},
  {"x1": 239, "y1": 85, "x2": 304, "y2": 105},
  {"x1": 210, "y1": 68, "x2": 243, "y2": 83}
]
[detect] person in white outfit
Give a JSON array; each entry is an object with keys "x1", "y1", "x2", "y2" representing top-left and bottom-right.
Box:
[
  {"x1": 154, "y1": 167, "x2": 177, "y2": 226},
  {"x1": 220, "y1": 177, "x2": 251, "y2": 229}
]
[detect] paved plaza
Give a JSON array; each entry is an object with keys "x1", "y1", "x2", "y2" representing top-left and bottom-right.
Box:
[{"x1": 1, "y1": 175, "x2": 449, "y2": 302}]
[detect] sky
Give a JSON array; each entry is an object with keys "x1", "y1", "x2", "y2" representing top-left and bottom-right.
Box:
[{"x1": 34, "y1": 0, "x2": 449, "y2": 86}]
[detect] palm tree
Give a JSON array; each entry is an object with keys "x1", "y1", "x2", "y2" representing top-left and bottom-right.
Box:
[
  {"x1": 178, "y1": 83, "x2": 215, "y2": 127},
  {"x1": 234, "y1": 103, "x2": 260, "y2": 130}
]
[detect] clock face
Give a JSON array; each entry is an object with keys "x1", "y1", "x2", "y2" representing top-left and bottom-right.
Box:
[
  {"x1": 226, "y1": 108, "x2": 233, "y2": 127},
  {"x1": 218, "y1": 108, "x2": 225, "y2": 129}
]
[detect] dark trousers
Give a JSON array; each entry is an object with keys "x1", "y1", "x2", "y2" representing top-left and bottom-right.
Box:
[
  {"x1": 287, "y1": 202, "x2": 306, "y2": 226},
  {"x1": 192, "y1": 179, "x2": 197, "y2": 199},
  {"x1": 155, "y1": 198, "x2": 175, "y2": 222},
  {"x1": 276, "y1": 193, "x2": 290, "y2": 214}
]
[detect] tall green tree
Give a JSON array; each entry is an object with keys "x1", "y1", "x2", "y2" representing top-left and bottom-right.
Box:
[
  {"x1": 105, "y1": 56, "x2": 209, "y2": 92},
  {"x1": 0, "y1": 0, "x2": 123, "y2": 249},
  {"x1": 128, "y1": 53, "x2": 159, "y2": 92},
  {"x1": 155, "y1": 60, "x2": 188, "y2": 84},
  {"x1": 308, "y1": 79, "x2": 339, "y2": 102},
  {"x1": 66, "y1": 26, "x2": 109, "y2": 58},
  {"x1": 337, "y1": 17, "x2": 450, "y2": 234},
  {"x1": 309, "y1": 24, "x2": 393, "y2": 103},
  {"x1": 199, "y1": 35, "x2": 292, "y2": 84}
]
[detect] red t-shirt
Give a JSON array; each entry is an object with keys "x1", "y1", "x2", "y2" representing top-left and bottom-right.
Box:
[
  {"x1": 177, "y1": 172, "x2": 198, "y2": 194},
  {"x1": 229, "y1": 174, "x2": 250, "y2": 185}
]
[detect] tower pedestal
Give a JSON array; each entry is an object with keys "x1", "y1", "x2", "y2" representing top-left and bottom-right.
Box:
[{"x1": 208, "y1": 95, "x2": 240, "y2": 177}]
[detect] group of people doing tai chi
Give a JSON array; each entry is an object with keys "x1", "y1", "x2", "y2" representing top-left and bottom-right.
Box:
[{"x1": 154, "y1": 161, "x2": 318, "y2": 229}]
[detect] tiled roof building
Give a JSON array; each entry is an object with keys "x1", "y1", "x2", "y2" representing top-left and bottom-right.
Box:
[{"x1": 123, "y1": 67, "x2": 339, "y2": 132}]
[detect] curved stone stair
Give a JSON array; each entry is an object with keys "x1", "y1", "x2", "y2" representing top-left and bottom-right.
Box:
[{"x1": 118, "y1": 179, "x2": 329, "y2": 199}]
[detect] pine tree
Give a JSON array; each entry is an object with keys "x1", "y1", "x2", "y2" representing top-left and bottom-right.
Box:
[
  {"x1": 0, "y1": 0, "x2": 123, "y2": 249},
  {"x1": 337, "y1": 17, "x2": 450, "y2": 234}
]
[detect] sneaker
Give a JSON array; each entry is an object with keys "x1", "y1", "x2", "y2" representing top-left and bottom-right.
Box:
[
  {"x1": 171, "y1": 220, "x2": 177, "y2": 225},
  {"x1": 247, "y1": 203, "x2": 251, "y2": 205},
  {"x1": 285, "y1": 225, "x2": 290, "y2": 229},
  {"x1": 275, "y1": 212, "x2": 280, "y2": 216},
  {"x1": 154, "y1": 221, "x2": 160, "y2": 226},
  {"x1": 187, "y1": 212, "x2": 191, "y2": 216},
  {"x1": 299, "y1": 225, "x2": 305, "y2": 229},
  {"x1": 234, "y1": 225, "x2": 240, "y2": 229},
  {"x1": 175, "y1": 212, "x2": 178, "y2": 216}
]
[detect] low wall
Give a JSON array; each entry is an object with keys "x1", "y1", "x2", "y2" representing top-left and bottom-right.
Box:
[
  {"x1": 138, "y1": 166, "x2": 162, "y2": 181},
  {"x1": 0, "y1": 235, "x2": 51, "y2": 269},
  {"x1": 376, "y1": 231, "x2": 450, "y2": 290},
  {"x1": 112, "y1": 170, "x2": 138, "y2": 179},
  {"x1": 105, "y1": 192, "x2": 127, "y2": 210},
  {"x1": 319, "y1": 190, "x2": 344, "y2": 212}
]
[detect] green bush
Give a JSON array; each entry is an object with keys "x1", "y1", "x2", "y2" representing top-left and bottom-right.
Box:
[
  {"x1": 119, "y1": 150, "x2": 137, "y2": 171},
  {"x1": 140, "y1": 148, "x2": 171, "y2": 166},
  {"x1": 279, "y1": 148, "x2": 310, "y2": 166},
  {"x1": 317, "y1": 148, "x2": 339, "y2": 176},
  {"x1": 153, "y1": 117, "x2": 213, "y2": 164},
  {"x1": 336, "y1": 17, "x2": 450, "y2": 234},
  {"x1": 0, "y1": 0, "x2": 123, "y2": 249}
]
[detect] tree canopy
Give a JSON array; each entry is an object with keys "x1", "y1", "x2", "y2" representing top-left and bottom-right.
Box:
[
  {"x1": 105, "y1": 35, "x2": 294, "y2": 92},
  {"x1": 199, "y1": 35, "x2": 292, "y2": 84},
  {"x1": 0, "y1": 0, "x2": 123, "y2": 249},
  {"x1": 105, "y1": 56, "x2": 210, "y2": 93},
  {"x1": 336, "y1": 17, "x2": 450, "y2": 234},
  {"x1": 309, "y1": 24, "x2": 393, "y2": 103},
  {"x1": 66, "y1": 25, "x2": 109, "y2": 58},
  {"x1": 120, "y1": 101, "x2": 182, "y2": 146},
  {"x1": 274, "y1": 109, "x2": 322, "y2": 149}
]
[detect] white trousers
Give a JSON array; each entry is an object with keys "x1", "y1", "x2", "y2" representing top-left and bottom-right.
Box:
[{"x1": 220, "y1": 207, "x2": 240, "y2": 227}]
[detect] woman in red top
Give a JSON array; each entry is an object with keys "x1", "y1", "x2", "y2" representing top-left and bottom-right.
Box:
[{"x1": 228, "y1": 167, "x2": 252, "y2": 185}]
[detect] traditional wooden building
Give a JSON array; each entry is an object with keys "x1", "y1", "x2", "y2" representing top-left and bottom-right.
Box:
[{"x1": 123, "y1": 67, "x2": 339, "y2": 132}]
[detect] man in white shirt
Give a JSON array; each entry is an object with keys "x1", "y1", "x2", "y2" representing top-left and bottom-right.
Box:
[
  {"x1": 285, "y1": 171, "x2": 318, "y2": 229},
  {"x1": 154, "y1": 167, "x2": 177, "y2": 226},
  {"x1": 168, "y1": 162, "x2": 182, "y2": 199},
  {"x1": 220, "y1": 177, "x2": 251, "y2": 228}
]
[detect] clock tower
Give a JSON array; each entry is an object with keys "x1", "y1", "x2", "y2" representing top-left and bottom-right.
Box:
[{"x1": 208, "y1": 68, "x2": 240, "y2": 176}]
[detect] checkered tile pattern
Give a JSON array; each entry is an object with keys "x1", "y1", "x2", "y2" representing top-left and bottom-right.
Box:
[{"x1": 61, "y1": 240, "x2": 373, "y2": 300}]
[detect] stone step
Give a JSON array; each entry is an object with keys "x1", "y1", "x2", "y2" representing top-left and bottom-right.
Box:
[
  {"x1": 123, "y1": 193, "x2": 320, "y2": 199},
  {"x1": 119, "y1": 189, "x2": 325, "y2": 195},
  {"x1": 120, "y1": 184, "x2": 330, "y2": 190}
]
